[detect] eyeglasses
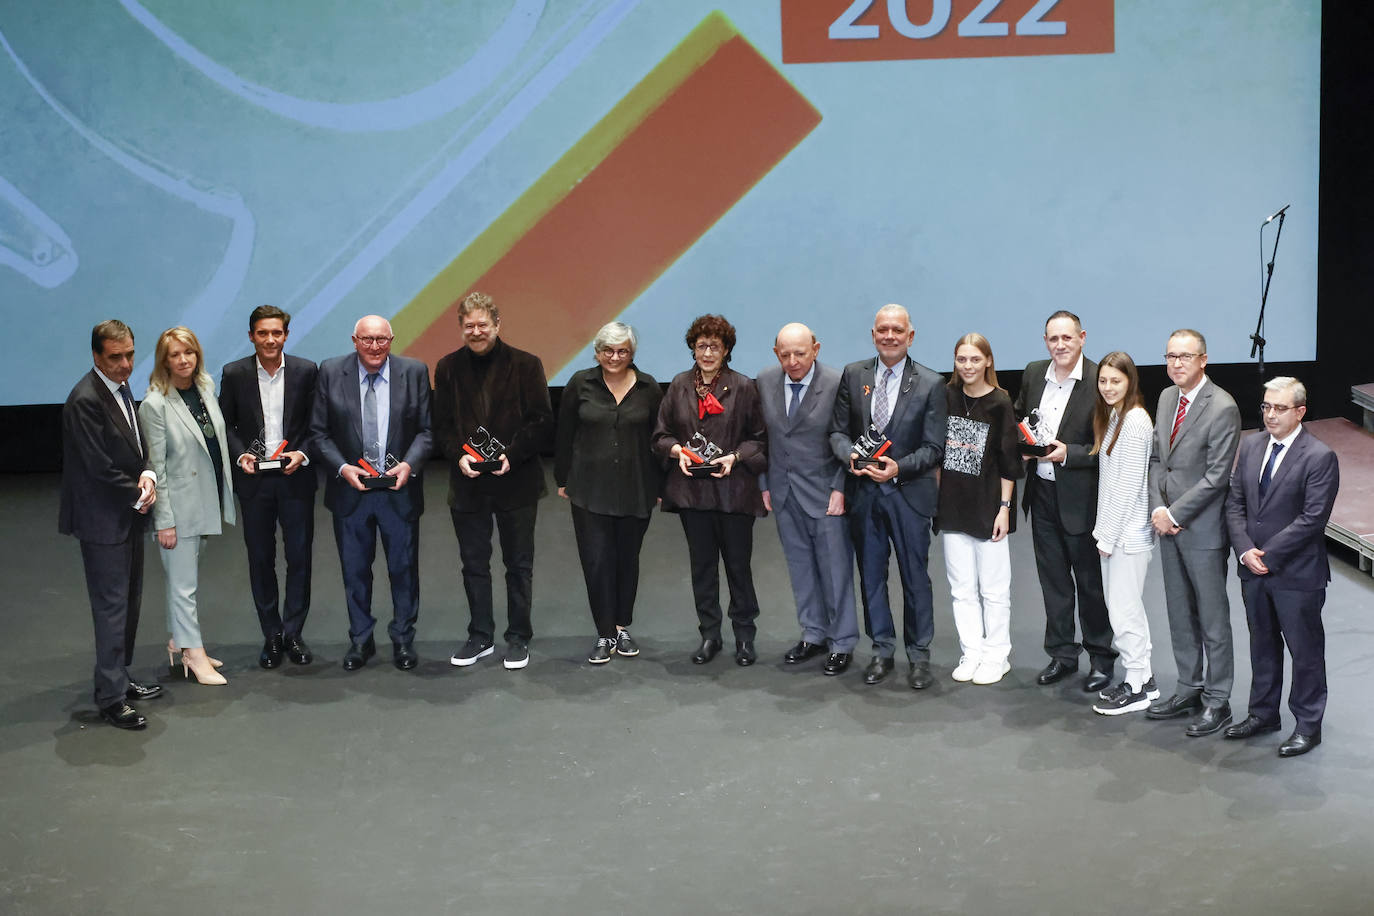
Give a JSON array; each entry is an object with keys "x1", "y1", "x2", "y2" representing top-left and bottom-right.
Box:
[
  {"x1": 354, "y1": 336, "x2": 393, "y2": 347},
  {"x1": 1259, "y1": 402, "x2": 1299, "y2": 414},
  {"x1": 599, "y1": 348, "x2": 631, "y2": 359},
  {"x1": 1162, "y1": 353, "x2": 1201, "y2": 363},
  {"x1": 693, "y1": 342, "x2": 722, "y2": 354}
]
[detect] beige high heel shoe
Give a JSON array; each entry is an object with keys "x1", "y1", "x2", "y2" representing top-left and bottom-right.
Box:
[
  {"x1": 169, "y1": 639, "x2": 222, "y2": 669},
  {"x1": 181, "y1": 649, "x2": 228, "y2": 686}
]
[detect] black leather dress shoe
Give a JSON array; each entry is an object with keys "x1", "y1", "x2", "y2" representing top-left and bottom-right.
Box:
[
  {"x1": 863, "y1": 656, "x2": 895, "y2": 685},
  {"x1": 100, "y1": 702, "x2": 147, "y2": 730},
  {"x1": 692, "y1": 638, "x2": 722, "y2": 665},
  {"x1": 260, "y1": 633, "x2": 284, "y2": 669},
  {"x1": 1082, "y1": 668, "x2": 1112, "y2": 694},
  {"x1": 908, "y1": 661, "x2": 934, "y2": 690},
  {"x1": 125, "y1": 680, "x2": 163, "y2": 701},
  {"x1": 393, "y1": 641, "x2": 418, "y2": 670},
  {"x1": 342, "y1": 636, "x2": 376, "y2": 671},
  {"x1": 735, "y1": 641, "x2": 757, "y2": 667},
  {"x1": 784, "y1": 640, "x2": 827, "y2": 664},
  {"x1": 1035, "y1": 659, "x2": 1079, "y2": 685},
  {"x1": 1145, "y1": 693, "x2": 1203, "y2": 720},
  {"x1": 1185, "y1": 702, "x2": 1232, "y2": 737},
  {"x1": 285, "y1": 634, "x2": 313, "y2": 665},
  {"x1": 1224, "y1": 714, "x2": 1282, "y2": 740},
  {"x1": 822, "y1": 652, "x2": 851, "y2": 676},
  {"x1": 1278, "y1": 728, "x2": 1321, "y2": 758}
]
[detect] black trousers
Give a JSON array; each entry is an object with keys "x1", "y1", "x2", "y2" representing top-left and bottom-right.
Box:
[
  {"x1": 332, "y1": 494, "x2": 420, "y2": 645},
  {"x1": 1029, "y1": 478, "x2": 1117, "y2": 670},
  {"x1": 571, "y1": 504, "x2": 651, "y2": 639},
  {"x1": 239, "y1": 476, "x2": 314, "y2": 639},
  {"x1": 451, "y1": 503, "x2": 537, "y2": 645},
  {"x1": 678, "y1": 509, "x2": 759, "y2": 643},
  {"x1": 79, "y1": 534, "x2": 144, "y2": 708},
  {"x1": 1242, "y1": 577, "x2": 1327, "y2": 733}
]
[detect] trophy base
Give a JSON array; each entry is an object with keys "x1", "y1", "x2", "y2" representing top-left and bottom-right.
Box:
[
  {"x1": 686, "y1": 463, "x2": 718, "y2": 478},
  {"x1": 470, "y1": 460, "x2": 504, "y2": 473},
  {"x1": 1019, "y1": 443, "x2": 1053, "y2": 458},
  {"x1": 254, "y1": 458, "x2": 285, "y2": 473},
  {"x1": 852, "y1": 457, "x2": 883, "y2": 469},
  {"x1": 361, "y1": 475, "x2": 394, "y2": 490}
]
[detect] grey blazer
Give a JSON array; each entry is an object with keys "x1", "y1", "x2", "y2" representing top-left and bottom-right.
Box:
[
  {"x1": 140, "y1": 379, "x2": 236, "y2": 536},
  {"x1": 1148, "y1": 378, "x2": 1240, "y2": 550},
  {"x1": 757, "y1": 362, "x2": 845, "y2": 519}
]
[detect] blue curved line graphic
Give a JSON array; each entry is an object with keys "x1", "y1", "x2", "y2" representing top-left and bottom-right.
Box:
[
  {"x1": 117, "y1": 0, "x2": 546, "y2": 132},
  {"x1": 0, "y1": 174, "x2": 79, "y2": 289}
]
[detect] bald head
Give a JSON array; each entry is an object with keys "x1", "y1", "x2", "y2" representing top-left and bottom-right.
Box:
[
  {"x1": 352, "y1": 314, "x2": 394, "y2": 371},
  {"x1": 774, "y1": 322, "x2": 820, "y2": 382}
]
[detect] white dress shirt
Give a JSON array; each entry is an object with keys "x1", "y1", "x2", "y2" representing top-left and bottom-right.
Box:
[{"x1": 1034, "y1": 355, "x2": 1084, "y2": 481}]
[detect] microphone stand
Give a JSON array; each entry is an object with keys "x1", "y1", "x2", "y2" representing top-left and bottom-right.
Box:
[{"x1": 1251, "y1": 205, "x2": 1289, "y2": 375}]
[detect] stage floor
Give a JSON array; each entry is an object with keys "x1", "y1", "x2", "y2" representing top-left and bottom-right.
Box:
[{"x1": 3, "y1": 462, "x2": 1372, "y2": 914}]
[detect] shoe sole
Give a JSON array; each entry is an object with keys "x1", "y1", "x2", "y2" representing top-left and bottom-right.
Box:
[
  {"x1": 1099, "y1": 685, "x2": 1163, "y2": 701},
  {"x1": 588, "y1": 648, "x2": 616, "y2": 665},
  {"x1": 1093, "y1": 698, "x2": 1151, "y2": 716},
  {"x1": 504, "y1": 655, "x2": 530, "y2": 670},
  {"x1": 971, "y1": 674, "x2": 1006, "y2": 685},
  {"x1": 951, "y1": 671, "x2": 976, "y2": 683},
  {"x1": 450, "y1": 646, "x2": 495, "y2": 667},
  {"x1": 616, "y1": 647, "x2": 639, "y2": 657}
]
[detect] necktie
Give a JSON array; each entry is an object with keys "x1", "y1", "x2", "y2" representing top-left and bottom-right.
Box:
[
  {"x1": 363, "y1": 373, "x2": 380, "y2": 464},
  {"x1": 1259, "y1": 442, "x2": 1283, "y2": 502},
  {"x1": 1169, "y1": 394, "x2": 1189, "y2": 445},
  {"x1": 117, "y1": 382, "x2": 140, "y2": 449},
  {"x1": 787, "y1": 382, "x2": 803, "y2": 418},
  {"x1": 872, "y1": 367, "x2": 894, "y2": 431}
]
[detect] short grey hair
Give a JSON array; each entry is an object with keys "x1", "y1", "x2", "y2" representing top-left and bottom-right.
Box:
[
  {"x1": 593, "y1": 321, "x2": 636, "y2": 356},
  {"x1": 1263, "y1": 376, "x2": 1307, "y2": 407}
]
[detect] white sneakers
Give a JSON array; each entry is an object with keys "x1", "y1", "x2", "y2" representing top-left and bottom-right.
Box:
[
  {"x1": 953, "y1": 656, "x2": 1011, "y2": 685},
  {"x1": 952, "y1": 657, "x2": 979, "y2": 682}
]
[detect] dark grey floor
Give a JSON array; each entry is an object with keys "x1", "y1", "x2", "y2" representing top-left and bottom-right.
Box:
[{"x1": 3, "y1": 462, "x2": 1373, "y2": 915}]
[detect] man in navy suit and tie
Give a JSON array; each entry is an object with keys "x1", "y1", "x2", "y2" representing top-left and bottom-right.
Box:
[
  {"x1": 60, "y1": 320, "x2": 162, "y2": 729},
  {"x1": 219, "y1": 305, "x2": 319, "y2": 669},
  {"x1": 758, "y1": 323, "x2": 857, "y2": 675},
  {"x1": 830, "y1": 305, "x2": 946, "y2": 689},
  {"x1": 311, "y1": 315, "x2": 432, "y2": 671},
  {"x1": 1223, "y1": 376, "x2": 1339, "y2": 757}
]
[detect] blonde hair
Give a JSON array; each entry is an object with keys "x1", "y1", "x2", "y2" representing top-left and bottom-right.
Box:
[{"x1": 148, "y1": 326, "x2": 211, "y2": 395}]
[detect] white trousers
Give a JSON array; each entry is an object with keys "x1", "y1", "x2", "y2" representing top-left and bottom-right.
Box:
[
  {"x1": 159, "y1": 534, "x2": 206, "y2": 650},
  {"x1": 942, "y1": 531, "x2": 1012, "y2": 665},
  {"x1": 1100, "y1": 548, "x2": 1154, "y2": 689}
]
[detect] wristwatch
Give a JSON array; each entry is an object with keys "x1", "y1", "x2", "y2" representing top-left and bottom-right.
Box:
[{"x1": 999, "y1": 500, "x2": 1013, "y2": 508}]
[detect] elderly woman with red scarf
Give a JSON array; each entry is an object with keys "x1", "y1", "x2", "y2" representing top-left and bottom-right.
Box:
[{"x1": 651, "y1": 314, "x2": 768, "y2": 666}]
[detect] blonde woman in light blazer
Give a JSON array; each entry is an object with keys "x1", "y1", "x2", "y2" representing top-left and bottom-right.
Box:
[{"x1": 140, "y1": 327, "x2": 236, "y2": 685}]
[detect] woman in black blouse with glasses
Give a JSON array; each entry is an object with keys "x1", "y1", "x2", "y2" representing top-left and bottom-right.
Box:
[{"x1": 556, "y1": 322, "x2": 663, "y2": 665}]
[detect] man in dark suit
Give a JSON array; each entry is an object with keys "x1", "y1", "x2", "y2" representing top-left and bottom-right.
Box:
[
  {"x1": 829, "y1": 304, "x2": 946, "y2": 689},
  {"x1": 1013, "y1": 310, "x2": 1115, "y2": 693},
  {"x1": 219, "y1": 305, "x2": 319, "y2": 669},
  {"x1": 1223, "y1": 376, "x2": 1339, "y2": 757},
  {"x1": 759, "y1": 323, "x2": 857, "y2": 675},
  {"x1": 60, "y1": 320, "x2": 162, "y2": 729},
  {"x1": 434, "y1": 292, "x2": 553, "y2": 671},
  {"x1": 1145, "y1": 329, "x2": 1242, "y2": 735},
  {"x1": 310, "y1": 315, "x2": 432, "y2": 671}
]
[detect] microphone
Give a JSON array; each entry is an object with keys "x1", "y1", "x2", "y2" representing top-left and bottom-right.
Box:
[{"x1": 1263, "y1": 204, "x2": 1290, "y2": 224}]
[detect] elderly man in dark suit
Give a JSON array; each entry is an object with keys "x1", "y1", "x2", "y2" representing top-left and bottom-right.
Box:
[
  {"x1": 60, "y1": 320, "x2": 162, "y2": 729},
  {"x1": 759, "y1": 323, "x2": 857, "y2": 675},
  {"x1": 310, "y1": 315, "x2": 432, "y2": 671},
  {"x1": 1013, "y1": 310, "x2": 1116, "y2": 694},
  {"x1": 830, "y1": 304, "x2": 946, "y2": 689},
  {"x1": 434, "y1": 291, "x2": 553, "y2": 672},
  {"x1": 1145, "y1": 329, "x2": 1242, "y2": 735},
  {"x1": 1223, "y1": 376, "x2": 1339, "y2": 757},
  {"x1": 219, "y1": 305, "x2": 320, "y2": 669}
]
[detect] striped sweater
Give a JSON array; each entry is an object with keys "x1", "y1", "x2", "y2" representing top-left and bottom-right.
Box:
[{"x1": 1094, "y1": 406, "x2": 1155, "y2": 555}]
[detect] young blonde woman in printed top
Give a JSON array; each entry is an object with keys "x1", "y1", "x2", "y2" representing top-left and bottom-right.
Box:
[
  {"x1": 1089, "y1": 351, "x2": 1160, "y2": 715},
  {"x1": 936, "y1": 333, "x2": 1023, "y2": 685}
]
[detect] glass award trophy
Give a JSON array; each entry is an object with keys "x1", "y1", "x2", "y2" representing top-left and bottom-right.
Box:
[
  {"x1": 358, "y1": 453, "x2": 399, "y2": 489},
  {"x1": 682, "y1": 431, "x2": 725, "y2": 477},
  {"x1": 462, "y1": 426, "x2": 506, "y2": 473},
  {"x1": 1017, "y1": 408, "x2": 1054, "y2": 457},
  {"x1": 851, "y1": 424, "x2": 892, "y2": 469},
  {"x1": 249, "y1": 428, "x2": 287, "y2": 473}
]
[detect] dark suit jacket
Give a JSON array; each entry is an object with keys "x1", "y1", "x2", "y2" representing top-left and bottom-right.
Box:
[
  {"x1": 828, "y1": 355, "x2": 946, "y2": 517},
  {"x1": 218, "y1": 353, "x2": 319, "y2": 501},
  {"x1": 1226, "y1": 429, "x2": 1339, "y2": 591},
  {"x1": 1013, "y1": 357, "x2": 1100, "y2": 535},
  {"x1": 432, "y1": 338, "x2": 553, "y2": 512},
  {"x1": 59, "y1": 370, "x2": 151, "y2": 545},
  {"x1": 757, "y1": 362, "x2": 844, "y2": 519},
  {"x1": 310, "y1": 353, "x2": 433, "y2": 520},
  {"x1": 1148, "y1": 378, "x2": 1240, "y2": 550}
]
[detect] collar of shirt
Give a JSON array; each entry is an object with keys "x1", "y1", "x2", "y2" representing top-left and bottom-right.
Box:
[
  {"x1": 256, "y1": 356, "x2": 286, "y2": 381},
  {"x1": 1268, "y1": 424, "x2": 1302, "y2": 452},
  {"x1": 357, "y1": 357, "x2": 390, "y2": 386},
  {"x1": 1179, "y1": 375, "x2": 1207, "y2": 406},
  {"x1": 1042, "y1": 354, "x2": 1084, "y2": 385},
  {"x1": 95, "y1": 366, "x2": 125, "y2": 396},
  {"x1": 784, "y1": 363, "x2": 816, "y2": 398}
]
